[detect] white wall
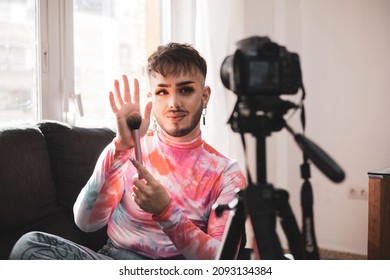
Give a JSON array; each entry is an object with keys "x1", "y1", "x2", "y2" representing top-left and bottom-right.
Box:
[
  {"x1": 169, "y1": 0, "x2": 390, "y2": 256},
  {"x1": 243, "y1": 0, "x2": 390, "y2": 255}
]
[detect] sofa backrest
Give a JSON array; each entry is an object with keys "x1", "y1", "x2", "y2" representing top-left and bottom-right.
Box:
[
  {"x1": 0, "y1": 125, "x2": 58, "y2": 234},
  {"x1": 38, "y1": 121, "x2": 116, "y2": 220}
]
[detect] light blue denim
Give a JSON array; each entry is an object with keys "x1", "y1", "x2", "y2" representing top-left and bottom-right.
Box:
[{"x1": 9, "y1": 231, "x2": 152, "y2": 260}]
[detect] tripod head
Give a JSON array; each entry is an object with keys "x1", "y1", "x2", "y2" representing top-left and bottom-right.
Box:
[
  {"x1": 228, "y1": 96, "x2": 297, "y2": 138},
  {"x1": 228, "y1": 95, "x2": 345, "y2": 183}
]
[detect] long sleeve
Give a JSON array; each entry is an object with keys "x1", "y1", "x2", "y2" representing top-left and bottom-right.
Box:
[{"x1": 73, "y1": 141, "x2": 133, "y2": 232}]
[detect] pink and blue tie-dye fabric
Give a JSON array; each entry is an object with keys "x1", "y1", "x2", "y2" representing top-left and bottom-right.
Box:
[{"x1": 74, "y1": 130, "x2": 246, "y2": 259}]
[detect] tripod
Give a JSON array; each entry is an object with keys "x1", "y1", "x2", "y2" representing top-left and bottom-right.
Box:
[
  {"x1": 214, "y1": 99, "x2": 345, "y2": 260},
  {"x1": 215, "y1": 132, "x2": 302, "y2": 260}
]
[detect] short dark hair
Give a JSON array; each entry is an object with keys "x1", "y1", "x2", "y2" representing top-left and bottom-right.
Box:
[{"x1": 147, "y1": 42, "x2": 207, "y2": 79}]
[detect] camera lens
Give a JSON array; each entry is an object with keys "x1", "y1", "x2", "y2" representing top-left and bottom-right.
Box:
[{"x1": 220, "y1": 55, "x2": 234, "y2": 90}]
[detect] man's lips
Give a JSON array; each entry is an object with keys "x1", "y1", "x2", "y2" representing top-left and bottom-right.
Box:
[{"x1": 165, "y1": 111, "x2": 187, "y2": 121}]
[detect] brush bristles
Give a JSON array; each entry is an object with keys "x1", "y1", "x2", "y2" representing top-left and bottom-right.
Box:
[{"x1": 126, "y1": 112, "x2": 142, "y2": 130}]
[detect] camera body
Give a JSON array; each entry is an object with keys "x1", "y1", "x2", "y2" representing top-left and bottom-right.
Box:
[{"x1": 221, "y1": 36, "x2": 302, "y2": 96}]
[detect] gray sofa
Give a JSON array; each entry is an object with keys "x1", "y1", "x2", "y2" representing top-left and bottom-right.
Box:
[{"x1": 0, "y1": 121, "x2": 115, "y2": 259}]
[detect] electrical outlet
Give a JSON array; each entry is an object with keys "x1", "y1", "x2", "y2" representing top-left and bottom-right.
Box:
[{"x1": 348, "y1": 187, "x2": 368, "y2": 200}]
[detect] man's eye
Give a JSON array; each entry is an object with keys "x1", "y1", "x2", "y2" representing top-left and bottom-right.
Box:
[
  {"x1": 180, "y1": 86, "x2": 194, "y2": 94},
  {"x1": 155, "y1": 89, "x2": 168, "y2": 96}
]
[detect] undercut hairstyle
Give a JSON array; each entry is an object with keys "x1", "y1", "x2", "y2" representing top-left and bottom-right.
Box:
[{"x1": 147, "y1": 42, "x2": 207, "y2": 79}]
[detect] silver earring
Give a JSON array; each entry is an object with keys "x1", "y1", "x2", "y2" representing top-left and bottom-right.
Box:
[
  {"x1": 153, "y1": 119, "x2": 157, "y2": 131},
  {"x1": 202, "y1": 107, "x2": 207, "y2": 125},
  {"x1": 153, "y1": 114, "x2": 157, "y2": 131},
  {"x1": 148, "y1": 113, "x2": 157, "y2": 132}
]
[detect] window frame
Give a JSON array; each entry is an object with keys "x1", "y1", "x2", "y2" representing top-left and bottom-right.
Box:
[
  {"x1": 39, "y1": 0, "x2": 168, "y2": 125},
  {"x1": 39, "y1": 0, "x2": 75, "y2": 122}
]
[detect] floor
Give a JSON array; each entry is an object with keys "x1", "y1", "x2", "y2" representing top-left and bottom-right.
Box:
[{"x1": 319, "y1": 248, "x2": 367, "y2": 260}]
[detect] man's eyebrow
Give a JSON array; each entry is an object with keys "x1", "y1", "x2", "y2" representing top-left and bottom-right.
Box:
[
  {"x1": 176, "y1": 81, "x2": 195, "y2": 87},
  {"x1": 156, "y1": 83, "x2": 170, "y2": 88},
  {"x1": 156, "y1": 81, "x2": 195, "y2": 88}
]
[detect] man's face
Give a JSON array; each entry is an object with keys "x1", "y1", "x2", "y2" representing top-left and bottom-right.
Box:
[{"x1": 149, "y1": 70, "x2": 210, "y2": 142}]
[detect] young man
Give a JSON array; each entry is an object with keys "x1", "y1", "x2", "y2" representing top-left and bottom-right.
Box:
[{"x1": 10, "y1": 43, "x2": 246, "y2": 260}]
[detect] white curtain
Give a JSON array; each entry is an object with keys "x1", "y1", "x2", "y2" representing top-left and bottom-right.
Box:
[{"x1": 194, "y1": 0, "x2": 247, "y2": 177}]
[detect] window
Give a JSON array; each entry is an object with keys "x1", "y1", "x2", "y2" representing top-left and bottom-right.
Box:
[
  {"x1": 0, "y1": 0, "x2": 38, "y2": 125},
  {"x1": 0, "y1": 0, "x2": 161, "y2": 127},
  {"x1": 73, "y1": 0, "x2": 160, "y2": 127}
]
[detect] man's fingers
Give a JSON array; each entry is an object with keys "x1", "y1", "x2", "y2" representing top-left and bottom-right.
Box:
[
  {"x1": 132, "y1": 185, "x2": 142, "y2": 194},
  {"x1": 114, "y1": 79, "x2": 125, "y2": 107},
  {"x1": 141, "y1": 101, "x2": 152, "y2": 134},
  {"x1": 133, "y1": 78, "x2": 140, "y2": 105},
  {"x1": 109, "y1": 91, "x2": 119, "y2": 113},
  {"x1": 122, "y1": 74, "x2": 131, "y2": 103},
  {"x1": 129, "y1": 157, "x2": 154, "y2": 183},
  {"x1": 143, "y1": 100, "x2": 152, "y2": 121}
]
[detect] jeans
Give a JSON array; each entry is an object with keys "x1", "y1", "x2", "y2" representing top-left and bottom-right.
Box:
[{"x1": 9, "y1": 231, "x2": 152, "y2": 260}]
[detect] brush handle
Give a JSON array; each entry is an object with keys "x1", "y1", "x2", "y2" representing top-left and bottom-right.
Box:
[
  {"x1": 131, "y1": 129, "x2": 143, "y2": 179},
  {"x1": 132, "y1": 130, "x2": 142, "y2": 163}
]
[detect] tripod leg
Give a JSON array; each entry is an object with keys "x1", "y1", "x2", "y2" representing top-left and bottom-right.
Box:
[
  {"x1": 216, "y1": 190, "x2": 247, "y2": 260},
  {"x1": 246, "y1": 183, "x2": 285, "y2": 260},
  {"x1": 301, "y1": 180, "x2": 320, "y2": 259},
  {"x1": 275, "y1": 189, "x2": 303, "y2": 260}
]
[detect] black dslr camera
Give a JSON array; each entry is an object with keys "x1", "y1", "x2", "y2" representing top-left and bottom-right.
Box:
[
  {"x1": 221, "y1": 36, "x2": 304, "y2": 134},
  {"x1": 220, "y1": 36, "x2": 302, "y2": 97}
]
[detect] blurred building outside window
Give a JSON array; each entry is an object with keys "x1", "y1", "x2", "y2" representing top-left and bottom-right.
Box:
[
  {"x1": 0, "y1": 0, "x2": 160, "y2": 127},
  {"x1": 0, "y1": 0, "x2": 38, "y2": 125}
]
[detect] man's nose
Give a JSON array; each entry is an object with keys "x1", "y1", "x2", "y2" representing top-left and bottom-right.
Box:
[{"x1": 168, "y1": 93, "x2": 181, "y2": 109}]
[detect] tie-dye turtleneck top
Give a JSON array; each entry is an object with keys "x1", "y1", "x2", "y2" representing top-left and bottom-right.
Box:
[{"x1": 73, "y1": 130, "x2": 246, "y2": 259}]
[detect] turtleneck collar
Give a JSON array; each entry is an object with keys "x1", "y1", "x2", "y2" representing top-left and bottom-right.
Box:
[{"x1": 157, "y1": 130, "x2": 204, "y2": 150}]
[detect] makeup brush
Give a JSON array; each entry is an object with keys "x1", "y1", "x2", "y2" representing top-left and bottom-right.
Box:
[{"x1": 126, "y1": 112, "x2": 143, "y2": 176}]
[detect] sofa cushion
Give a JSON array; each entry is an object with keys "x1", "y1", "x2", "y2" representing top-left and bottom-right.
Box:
[
  {"x1": 37, "y1": 121, "x2": 115, "y2": 218},
  {"x1": 0, "y1": 210, "x2": 82, "y2": 260},
  {"x1": 0, "y1": 125, "x2": 58, "y2": 234}
]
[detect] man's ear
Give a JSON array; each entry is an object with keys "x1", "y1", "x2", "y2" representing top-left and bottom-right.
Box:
[{"x1": 202, "y1": 86, "x2": 211, "y2": 106}]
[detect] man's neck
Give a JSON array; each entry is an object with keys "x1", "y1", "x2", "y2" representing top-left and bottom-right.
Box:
[{"x1": 160, "y1": 127, "x2": 201, "y2": 143}]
